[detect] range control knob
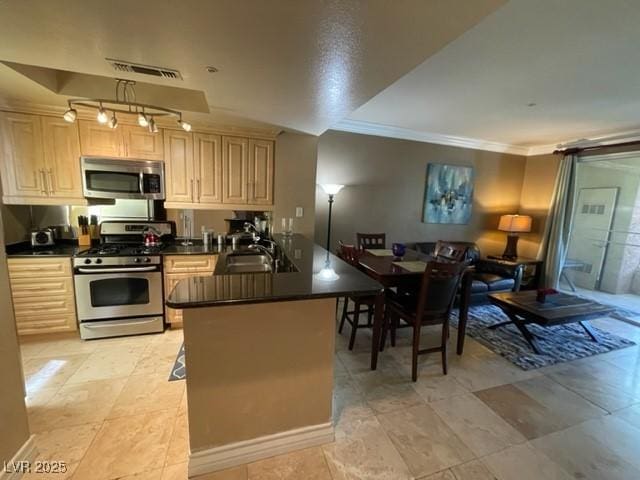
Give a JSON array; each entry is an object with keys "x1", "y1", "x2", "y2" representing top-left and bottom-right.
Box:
[
  {"x1": 134, "y1": 257, "x2": 142, "y2": 263},
  {"x1": 144, "y1": 257, "x2": 152, "y2": 263},
  {"x1": 84, "y1": 258, "x2": 92, "y2": 264},
  {"x1": 95, "y1": 258, "x2": 103, "y2": 264}
]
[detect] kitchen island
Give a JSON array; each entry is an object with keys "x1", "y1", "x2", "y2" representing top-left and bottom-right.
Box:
[{"x1": 166, "y1": 234, "x2": 382, "y2": 477}]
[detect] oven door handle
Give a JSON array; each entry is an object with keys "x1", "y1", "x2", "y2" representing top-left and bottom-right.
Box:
[
  {"x1": 77, "y1": 266, "x2": 158, "y2": 273},
  {"x1": 82, "y1": 318, "x2": 160, "y2": 329}
]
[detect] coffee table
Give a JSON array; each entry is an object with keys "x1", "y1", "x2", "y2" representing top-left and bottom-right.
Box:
[{"x1": 487, "y1": 291, "x2": 613, "y2": 354}]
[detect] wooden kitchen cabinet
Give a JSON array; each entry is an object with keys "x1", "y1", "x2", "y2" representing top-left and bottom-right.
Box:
[
  {"x1": 8, "y1": 258, "x2": 78, "y2": 335},
  {"x1": 222, "y1": 136, "x2": 249, "y2": 204},
  {"x1": 79, "y1": 121, "x2": 163, "y2": 160},
  {"x1": 164, "y1": 129, "x2": 195, "y2": 203},
  {"x1": 0, "y1": 111, "x2": 85, "y2": 204},
  {"x1": 121, "y1": 125, "x2": 164, "y2": 160},
  {"x1": 0, "y1": 111, "x2": 46, "y2": 199},
  {"x1": 41, "y1": 116, "x2": 84, "y2": 200},
  {"x1": 248, "y1": 139, "x2": 274, "y2": 205},
  {"x1": 78, "y1": 120, "x2": 124, "y2": 157},
  {"x1": 164, "y1": 131, "x2": 225, "y2": 208},
  {"x1": 164, "y1": 254, "x2": 217, "y2": 324},
  {"x1": 195, "y1": 133, "x2": 223, "y2": 204}
]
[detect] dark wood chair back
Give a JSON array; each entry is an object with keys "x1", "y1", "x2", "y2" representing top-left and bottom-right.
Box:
[
  {"x1": 434, "y1": 241, "x2": 469, "y2": 262},
  {"x1": 356, "y1": 233, "x2": 386, "y2": 250},
  {"x1": 415, "y1": 261, "x2": 466, "y2": 320},
  {"x1": 337, "y1": 241, "x2": 361, "y2": 266}
]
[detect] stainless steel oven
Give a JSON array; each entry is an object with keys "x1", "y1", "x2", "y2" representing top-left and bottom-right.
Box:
[
  {"x1": 81, "y1": 157, "x2": 165, "y2": 200},
  {"x1": 73, "y1": 256, "x2": 164, "y2": 339}
]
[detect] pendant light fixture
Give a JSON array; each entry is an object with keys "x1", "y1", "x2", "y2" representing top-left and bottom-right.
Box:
[
  {"x1": 62, "y1": 79, "x2": 191, "y2": 135},
  {"x1": 148, "y1": 116, "x2": 158, "y2": 133},
  {"x1": 137, "y1": 110, "x2": 149, "y2": 127},
  {"x1": 108, "y1": 112, "x2": 118, "y2": 129},
  {"x1": 96, "y1": 103, "x2": 109, "y2": 124},
  {"x1": 63, "y1": 107, "x2": 77, "y2": 123}
]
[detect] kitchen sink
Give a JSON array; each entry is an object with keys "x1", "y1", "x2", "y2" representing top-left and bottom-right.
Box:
[
  {"x1": 222, "y1": 253, "x2": 273, "y2": 273},
  {"x1": 224, "y1": 263, "x2": 273, "y2": 273}
]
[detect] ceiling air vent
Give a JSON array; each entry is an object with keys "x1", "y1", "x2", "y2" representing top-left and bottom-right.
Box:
[{"x1": 106, "y1": 58, "x2": 183, "y2": 80}]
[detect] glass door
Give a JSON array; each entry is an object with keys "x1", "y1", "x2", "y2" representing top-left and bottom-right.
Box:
[{"x1": 562, "y1": 152, "x2": 640, "y2": 316}]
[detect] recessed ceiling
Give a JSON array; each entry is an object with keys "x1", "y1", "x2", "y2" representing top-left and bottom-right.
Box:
[
  {"x1": 0, "y1": 0, "x2": 506, "y2": 135},
  {"x1": 343, "y1": 0, "x2": 640, "y2": 153}
]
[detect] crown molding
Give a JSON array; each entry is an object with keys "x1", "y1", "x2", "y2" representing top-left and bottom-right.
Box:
[
  {"x1": 332, "y1": 119, "x2": 532, "y2": 156},
  {"x1": 526, "y1": 143, "x2": 558, "y2": 156}
]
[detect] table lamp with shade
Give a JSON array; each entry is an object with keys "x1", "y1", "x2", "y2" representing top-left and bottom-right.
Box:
[{"x1": 498, "y1": 214, "x2": 532, "y2": 259}]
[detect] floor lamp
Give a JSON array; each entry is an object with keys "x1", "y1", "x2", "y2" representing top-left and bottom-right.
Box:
[{"x1": 319, "y1": 184, "x2": 344, "y2": 252}]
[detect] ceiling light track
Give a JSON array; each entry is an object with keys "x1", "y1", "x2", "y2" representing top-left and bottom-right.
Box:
[{"x1": 63, "y1": 79, "x2": 191, "y2": 133}]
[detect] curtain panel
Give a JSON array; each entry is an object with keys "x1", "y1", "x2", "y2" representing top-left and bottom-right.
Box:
[{"x1": 538, "y1": 154, "x2": 578, "y2": 288}]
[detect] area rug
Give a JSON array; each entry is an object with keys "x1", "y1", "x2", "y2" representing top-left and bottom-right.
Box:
[
  {"x1": 451, "y1": 304, "x2": 635, "y2": 370},
  {"x1": 169, "y1": 344, "x2": 186, "y2": 381}
]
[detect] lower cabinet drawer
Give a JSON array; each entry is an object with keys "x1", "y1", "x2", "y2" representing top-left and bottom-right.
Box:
[
  {"x1": 10, "y1": 277, "x2": 75, "y2": 298},
  {"x1": 14, "y1": 313, "x2": 78, "y2": 335},
  {"x1": 12, "y1": 294, "x2": 76, "y2": 317},
  {"x1": 164, "y1": 255, "x2": 217, "y2": 273},
  {"x1": 8, "y1": 257, "x2": 72, "y2": 278}
]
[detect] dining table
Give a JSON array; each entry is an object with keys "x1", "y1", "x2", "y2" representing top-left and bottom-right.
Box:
[{"x1": 356, "y1": 248, "x2": 473, "y2": 370}]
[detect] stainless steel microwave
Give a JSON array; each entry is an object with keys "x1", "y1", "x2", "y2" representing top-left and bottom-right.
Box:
[{"x1": 81, "y1": 157, "x2": 165, "y2": 200}]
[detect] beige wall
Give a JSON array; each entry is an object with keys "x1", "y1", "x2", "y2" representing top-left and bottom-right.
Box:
[
  {"x1": 315, "y1": 130, "x2": 528, "y2": 256},
  {"x1": 183, "y1": 298, "x2": 335, "y2": 452},
  {"x1": 0, "y1": 206, "x2": 31, "y2": 464},
  {"x1": 273, "y1": 131, "x2": 318, "y2": 238},
  {"x1": 518, "y1": 153, "x2": 562, "y2": 259}
]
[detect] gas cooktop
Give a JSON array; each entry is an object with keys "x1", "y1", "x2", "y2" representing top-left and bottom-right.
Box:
[{"x1": 76, "y1": 244, "x2": 165, "y2": 257}]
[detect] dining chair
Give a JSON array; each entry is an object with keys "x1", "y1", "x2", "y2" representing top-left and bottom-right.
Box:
[
  {"x1": 433, "y1": 241, "x2": 470, "y2": 262},
  {"x1": 337, "y1": 242, "x2": 377, "y2": 350},
  {"x1": 356, "y1": 232, "x2": 386, "y2": 251},
  {"x1": 381, "y1": 260, "x2": 466, "y2": 381}
]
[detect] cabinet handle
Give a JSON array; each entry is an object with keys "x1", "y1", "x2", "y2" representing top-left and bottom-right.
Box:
[
  {"x1": 47, "y1": 169, "x2": 54, "y2": 194},
  {"x1": 190, "y1": 179, "x2": 194, "y2": 202},
  {"x1": 196, "y1": 179, "x2": 201, "y2": 200},
  {"x1": 39, "y1": 169, "x2": 48, "y2": 195}
]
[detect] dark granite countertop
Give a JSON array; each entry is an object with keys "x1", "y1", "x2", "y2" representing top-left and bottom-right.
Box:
[
  {"x1": 162, "y1": 243, "x2": 221, "y2": 255},
  {"x1": 166, "y1": 234, "x2": 383, "y2": 308},
  {"x1": 5, "y1": 241, "x2": 89, "y2": 258}
]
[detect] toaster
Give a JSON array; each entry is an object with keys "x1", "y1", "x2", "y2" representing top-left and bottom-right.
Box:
[{"x1": 31, "y1": 228, "x2": 55, "y2": 247}]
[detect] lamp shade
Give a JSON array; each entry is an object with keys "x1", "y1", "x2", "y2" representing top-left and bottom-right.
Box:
[
  {"x1": 498, "y1": 214, "x2": 532, "y2": 233},
  {"x1": 320, "y1": 184, "x2": 344, "y2": 195}
]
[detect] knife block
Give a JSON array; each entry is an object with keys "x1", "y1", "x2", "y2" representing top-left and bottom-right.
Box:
[{"x1": 78, "y1": 233, "x2": 92, "y2": 246}]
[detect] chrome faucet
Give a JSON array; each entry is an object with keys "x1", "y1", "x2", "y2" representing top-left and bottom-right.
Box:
[
  {"x1": 247, "y1": 243, "x2": 276, "y2": 262},
  {"x1": 243, "y1": 222, "x2": 261, "y2": 242}
]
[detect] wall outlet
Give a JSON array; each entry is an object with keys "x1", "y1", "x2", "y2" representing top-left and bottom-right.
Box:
[{"x1": 295, "y1": 207, "x2": 304, "y2": 217}]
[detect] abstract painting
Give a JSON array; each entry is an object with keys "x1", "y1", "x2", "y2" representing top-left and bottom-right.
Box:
[{"x1": 423, "y1": 163, "x2": 474, "y2": 224}]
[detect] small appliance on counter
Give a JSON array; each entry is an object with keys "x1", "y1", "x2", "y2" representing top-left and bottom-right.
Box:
[
  {"x1": 224, "y1": 211, "x2": 265, "y2": 234},
  {"x1": 73, "y1": 220, "x2": 175, "y2": 340},
  {"x1": 30, "y1": 228, "x2": 55, "y2": 247}
]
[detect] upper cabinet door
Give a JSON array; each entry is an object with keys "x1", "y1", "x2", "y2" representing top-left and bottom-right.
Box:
[
  {"x1": 78, "y1": 121, "x2": 124, "y2": 157},
  {"x1": 41, "y1": 117, "x2": 83, "y2": 199},
  {"x1": 195, "y1": 133, "x2": 222, "y2": 204},
  {"x1": 222, "y1": 136, "x2": 248, "y2": 204},
  {"x1": 0, "y1": 111, "x2": 46, "y2": 198},
  {"x1": 122, "y1": 125, "x2": 164, "y2": 160},
  {"x1": 164, "y1": 129, "x2": 194, "y2": 203},
  {"x1": 248, "y1": 139, "x2": 274, "y2": 205}
]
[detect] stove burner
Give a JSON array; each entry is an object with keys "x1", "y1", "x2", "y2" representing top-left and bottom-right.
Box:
[
  {"x1": 77, "y1": 243, "x2": 165, "y2": 257},
  {"x1": 84, "y1": 245, "x2": 122, "y2": 256}
]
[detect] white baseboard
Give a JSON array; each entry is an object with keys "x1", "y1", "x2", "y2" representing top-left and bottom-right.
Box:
[
  {"x1": 1, "y1": 435, "x2": 37, "y2": 480},
  {"x1": 188, "y1": 422, "x2": 334, "y2": 477}
]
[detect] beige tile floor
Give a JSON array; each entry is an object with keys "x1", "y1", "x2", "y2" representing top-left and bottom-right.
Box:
[{"x1": 18, "y1": 314, "x2": 640, "y2": 480}]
